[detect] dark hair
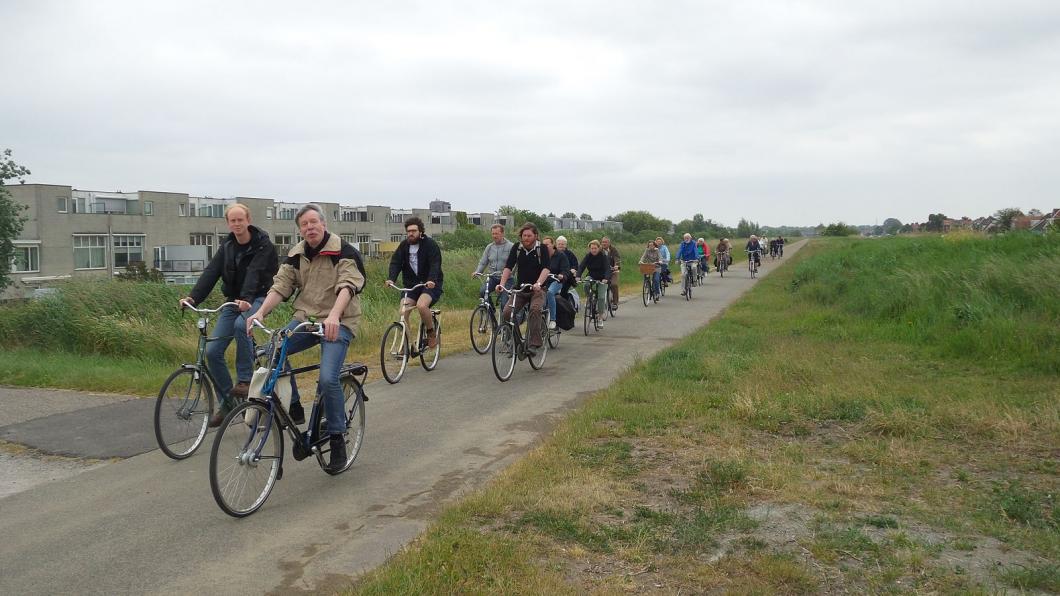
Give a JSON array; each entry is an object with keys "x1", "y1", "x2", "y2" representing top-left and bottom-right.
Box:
[
  {"x1": 490, "y1": 223, "x2": 505, "y2": 233},
  {"x1": 519, "y1": 222, "x2": 538, "y2": 237},
  {"x1": 404, "y1": 216, "x2": 425, "y2": 234}
]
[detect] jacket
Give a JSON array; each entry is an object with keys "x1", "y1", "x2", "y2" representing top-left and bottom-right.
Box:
[
  {"x1": 474, "y1": 239, "x2": 514, "y2": 276},
  {"x1": 602, "y1": 244, "x2": 621, "y2": 269},
  {"x1": 640, "y1": 246, "x2": 660, "y2": 264},
  {"x1": 579, "y1": 252, "x2": 612, "y2": 282},
  {"x1": 190, "y1": 225, "x2": 277, "y2": 304},
  {"x1": 388, "y1": 235, "x2": 443, "y2": 288},
  {"x1": 676, "y1": 240, "x2": 698, "y2": 262},
  {"x1": 270, "y1": 233, "x2": 367, "y2": 334},
  {"x1": 658, "y1": 244, "x2": 671, "y2": 264},
  {"x1": 746, "y1": 240, "x2": 762, "y2": 253}
]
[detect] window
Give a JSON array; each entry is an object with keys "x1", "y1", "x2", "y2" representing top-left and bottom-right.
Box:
[
  {"x1": 144, "y1": 201, "x2": 154, "y2": 216},
  {"x1": 390, "y1": 234, "x2": 404, "y2": 242},
  {"x1": 57, "y1": 197, "x2": 68, "y2": 213},
  {"x1": 431, "y1": 216, "x2": 441, "y2": 225},
  {"x1": 266, "y1": 208, "x2": 273, "y2": 219},
  {"x1": 274, "y1": 234, "x2": 293, "y2": 246},
  {"x1": 73, "y1": 235, "x2": 107, "y2": 269},
  {"x1": 179, "y1": 203, "x2": 186, "y2": 216},
  {"x1": 357, "y1": 234, "x2": 370, "y2": 244},
  {"x1": 277, "y1": 208, "x2": 296, "y2": 220},
  {"x1": 342, "y1": 211, "x2": 370, "y2": 222},
  {"x1": 12, "y1": 244, "x2": 40, "y2": 273},
  {"x1": 72, "y1": 196, "x2": 87, "y2": 213},
  {"x1": 113, "y1": 235, "x2": 145, "y2": 268},
  {"x1": 189, "y1": 233, "x2": 215, "y2": 259},
  {"x1": 340, "y1": 234, "x2": 356, "y2": 244}
]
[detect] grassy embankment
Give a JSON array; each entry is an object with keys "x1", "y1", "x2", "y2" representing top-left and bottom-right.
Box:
[{"x1": 349, "y1": 233, "x2": 1059, "y2": 594}]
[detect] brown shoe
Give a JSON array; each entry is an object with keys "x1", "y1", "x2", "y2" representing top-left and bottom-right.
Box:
[
  {"x1": 426, "y1": 327, "x2": 438, "y2": 349},
  {"x1": 229, "y1": 382, "x2": 250, "y2": 400},
  {"x1": 209, "y1": 411, "x2": 226, "y2": 428}
]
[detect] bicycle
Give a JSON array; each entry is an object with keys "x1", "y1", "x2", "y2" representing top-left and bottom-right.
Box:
[
  {"x1": 716, "y1": 251, "x2": 730, "y2": 278},
  {"x1": 681, "y1": 260, "x2": 698, "y2": 301},
  {"x1": 209, "y1": 320, "x2": 368, "y2": 517},
  {"x1": 155, "y1": 301, "x2": 264, "y2": 460},
  {"x1": 639, "y1": 263, "x2": 660, "y2": 306},
  {"x1": 607, "y1": 268, "x2": 619, "y2": 318},
  {"x1": 581, "y1": 278, "x2": 609, "y2": 335},
  {"x1": 491, "y1": 281, "x2": 554, "y2": 382},
  {"x1": 747, "y1": 250, "x2": 760, "y2": 278},
  {"x1": 695, "y1": 259, "x2": 706, "y2": 285},
  {"x1": 469, "y1": 271, "x2": 505, "y2": 355},
  {"x1": 379, "y1": 283, "x2": 442, "y2": 384}
]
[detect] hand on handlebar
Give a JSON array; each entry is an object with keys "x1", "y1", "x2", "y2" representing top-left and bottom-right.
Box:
[
  {"x1": 426, "y1": 281, "x2": 436, "y2": 289},
  {"x1": 384, "y1": 280, "x2": 396, "y2": 288},
  {"x1": 235, "y1": 299, "x2": 251, "y2": 312},
  {"x1": 321, "y1": 316, "x2": 341, "y2": 342}
]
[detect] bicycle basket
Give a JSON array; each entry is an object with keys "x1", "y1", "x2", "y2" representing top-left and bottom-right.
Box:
[{"x1": 638, "y1": 263, "x2": 656, "y2": 275}]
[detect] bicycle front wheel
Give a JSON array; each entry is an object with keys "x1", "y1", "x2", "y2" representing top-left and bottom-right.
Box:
[
  {"x1": 210, "y1": 400, "x2": 283, "y2": 518},
  {"x1": 684, "y1": 272, "x2": 692, "y2": 301},
  {"x1": 528, "y1": 318, "x2": 549, "y2": 370},
  {"x1": 154, "y1": 368, "x2": 213, "y2": 460},
  {"x1": 583, "y1": 295, "x2": 593, "y2": 336},
  {"x1": 491, "y1": 324, "x2": 517, "y2": 382},
  {"x1": 380, "y1": 322, "x2": 409, "y2": 384},
  {"x1": 469, "y1": 304, "x2": 494, "y2": 354},
  {"x1": 420, "y1": 314, "x2": 441, "y2": 371},
  {"x1": 642, "y1": 278, "x2": 650, "y2": 307}
]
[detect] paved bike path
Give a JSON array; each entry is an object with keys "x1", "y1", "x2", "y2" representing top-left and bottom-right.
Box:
[{"x1": 0, "y1": 242, "x2": 804, "y2": 595}]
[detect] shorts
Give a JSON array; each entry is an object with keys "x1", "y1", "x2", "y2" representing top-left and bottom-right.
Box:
[{"x1": 406, "y1": 284, "x2": 442, "y2": 306}]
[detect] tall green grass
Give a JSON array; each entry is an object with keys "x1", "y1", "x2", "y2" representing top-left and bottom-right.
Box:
[{"x1": 788, "y1": 233, "x2": 1060, "y2": 372}]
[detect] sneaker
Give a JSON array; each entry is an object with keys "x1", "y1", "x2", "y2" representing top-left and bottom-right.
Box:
[
  {"x1": 547, "y1": 320, "x2": 557, "y2": 330},
  {"x1": 597, "y1": 320, "x2": 605, "y2": 329},
  {"x1": 289, "y1": 401, "x2": 305, "y2": 425},
  {"x1": 326, "y1": 434, "x2": 347, "y2": 473},
  {"x1": 229, "y1": 382, "x2": 250, "y2": 400}
]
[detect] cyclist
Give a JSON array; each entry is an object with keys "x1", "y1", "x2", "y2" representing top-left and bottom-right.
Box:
[
  {"x1": 696, "y1": 237, "x2": 711, "y2": 275},
  {"x1": 777, "y1": 235, "x2": 785, "y2": 257},
  {"x1": 245, "y1": 203, "x2": 366, "y2": 473},
  {"x1": 638, "y1": 239, "x2": 661, "y2": 297},
  {"x1": 715, "y1": 237, "x2": 731, "y2": 270},
  {"x1": 675, "y1": 233, "x2": 698, "y2": 296},
  {"x1": 497, "y1": 222, "x2": 551, "y2": 354},
  {"x1": 578, "y1": 239, "x2": 612, "y2": 327},
  {"x1": 545, "y1": 235, "x2": 579, "y2": 329},
  {"x1": 746, "y1": 235, "x2": 763, "y2": 269},
  {"x1": 386, "y1": 217, "x2": 443, "y2": 349},
  {"x1": 655, "y1": 236, "x2": 672, "y2": 287},
  {"x1": 182, "y1": 203, "x2": 280, "y2": 427},
  {"x1": 600, "y1": 236, "x2": 621, "y2": 309},
  {"x1": 472, "y1": 223, "x2": 513, "y2": 309}
]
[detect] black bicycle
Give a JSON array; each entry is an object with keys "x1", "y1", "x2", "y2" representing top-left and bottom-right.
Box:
[
  {"x1": 491, "y1": 282, "x2": 555, "y2": 382},
  {"x1": 209, "y1": 320, "x2": 368, "y2": 517},
  {"x1": 681, "y1": 260, "x2": 698, "y2": 301},
  {"x1": 582, "y1": 278, "x2": 609, "y2": 335},
  {"x1": 747, "y1": 250, "x2": 760, "y2": 278},
  {"x1": 639, "y1": 263, "x2": 660, "y2": 306},
  {"x1": 469, "y1": 271, "x2": 505, "y2": 354}
]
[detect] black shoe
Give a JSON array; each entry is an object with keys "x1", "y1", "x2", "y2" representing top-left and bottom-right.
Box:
[
  {"x1": 326, "y1": 434, "x2": 347, "y2": 473},
  {"x1": 289, "y1": 402, "x2": 305, "y2": 425}
]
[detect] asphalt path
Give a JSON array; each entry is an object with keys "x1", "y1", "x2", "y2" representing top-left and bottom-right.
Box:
[{"x1": 0, "y1": 242, "x2": 802, "y2": 595}]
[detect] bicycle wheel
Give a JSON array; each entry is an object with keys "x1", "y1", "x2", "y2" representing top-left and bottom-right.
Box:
[
  {"x1": 684, "y1": 270, "x2": 692, "y2": 301},
  {"x1": 154, "y1": 368, "x2": 213, "y2": 460},
  {"x1": 317, "y1": 377, "x2": 366, "y2": 476},
  {"x1": 608, "y1": 285, "x2": 618, "y2": 317},
  {"x1": 642, "y1": 278, "x2": 650, "y2": 307},
  {"x1": 583, "y1": 292, "x2": 593, "y2": 336},
  {"x1": 420, "y1": 314, "x2": 441, "y2": 371},
  {"x1": 380, "y1": 322, "x2": 409, "y2": 384},
  {"x1": 528, "y1": 316, "x2": 549, "y2": 370},
  {"x1": 491, "y1": 323, "x2": 517, "y2": 382},
  {"x1": 468, "y1": 304, "x2": 493, "y2": 354},
  {"x1": 210, "y1": 400, "x2": 283, "y2": 517},
  {"x1": 547, "y1": 327, "x2": 560, "y2": 349}
]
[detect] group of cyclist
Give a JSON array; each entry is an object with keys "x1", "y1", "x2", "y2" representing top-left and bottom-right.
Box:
[{"x1": 183, "y1": 201, "x2": 780, "y2": 472}]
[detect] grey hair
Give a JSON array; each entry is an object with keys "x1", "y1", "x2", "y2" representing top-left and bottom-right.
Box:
[
  {"x1": 556, "y1": 235, "x2": 568, "y2": 244},
  {"x1": 295, "y1": 203, "x2": 325, "y2": 225}
]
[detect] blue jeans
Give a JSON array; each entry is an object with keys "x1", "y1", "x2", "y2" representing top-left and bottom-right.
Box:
[
  {"x1": 281, "y1": 321, "x2": 353, "y2": 436},
  {"x1": 480, "y1": 277, "x2": 512, "y2": 311},
  {"x1": 546, "y1": 281, "x2": 564, "y2": 321},
  {"x1": 651, "y1": 270, "x2": 661, "y2": 294},
  {"x1": 206, "y1": 297, "x2": 264, "y2": 408}
]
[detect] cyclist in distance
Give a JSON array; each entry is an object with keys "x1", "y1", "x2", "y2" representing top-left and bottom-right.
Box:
[
  {"x1": 472, "y1": 223, "x2": 513, "y2": 309},
  {"x1": 386, "y1": 217, "x2": 443, "y2": 349},
  {"x1": 245, "y1": 203, "x2": 366, "y2": 473},
  {"x1": 600, "y1": 236, "x2": 621, "y2": 310},
  {"x1": 715, "y1": 237, "x2": 731, "y2": 270},
  {"x1": 655, "y1": 236, "x2": 672, "y2": 286},
  {"x1": 697, "y1": 237, "x2": 711, "y2": 275},
  {"x1": 777, "y1": 235, "x2": 785, "y2": 256},
  {"x1": 639, "y1": 239, "x2": 662, "y2": 296},
  {"x1": 181, "y1": 202, "x2": 279, "y2": 427},
  {"x1": 497, "y1": 222, "x2": 551, "y2": 354},
  {"x1": 675, "y1": 233, "x2": 698, "y2": 296},
  {"x1": 746, "y1": 235, "x2": 763, "y2": 269},
  {"x1": 578, "y1": 239, "x2": 613, "y2": 327}
]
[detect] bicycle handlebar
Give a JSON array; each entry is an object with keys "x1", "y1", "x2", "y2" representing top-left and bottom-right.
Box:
[
  {"x1": 180, "y1": 300, "x2": 239, "y2": 314},
  {"x1": 473, "y1": 271, "x2": 503, "y2": 278},
  {"x1": 387, "y1": 282, "x2": 427, "y2": 293},
  {"x1": 250, "y1": 319, "x2": 325, "y2": 338}
]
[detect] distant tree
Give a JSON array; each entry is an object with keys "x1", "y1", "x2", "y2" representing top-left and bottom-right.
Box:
[
  {"x1": 925, "y1": 213, "x2": 947, "y2": 233},
  {"x1": 1027, "y1": 208, "x2": 1043, "y2": 217},
  {"x1": 873, "y1": 225, "x2": 884, "y2": 236},
  {"x1": 607, "y1": 210, "x2": 672, "y2": 235},
  {"x1": 579, "y1": 213, "x2": 593, "y2": 220},
  {"x1": 882, "y1": 217, "x2": 902, "y2": 235},
  {"x1": 993, "y1": 207, "x2": 1024, "y2": 232},
  {"x1": 899, "y1": 223, "x2": 913, "y2": 233},
  {"x1": 561, "y1": 212, "x2": 576, "y2": 219},
  {"x1": 735, "y1": 218, "x2": 761, "y2": 238},
  {"x1": 820, "y1": 222, "x2": 859, "y2": 237},
  {"x1": 1, "y1": 149, "x2": 31, "y2": 290},
  {"x1": 498, "y1": 205, "x2": 553, "y2": 233},
  {"x1": 546, "y1": 212, "x2": 556, "y2": 218}
]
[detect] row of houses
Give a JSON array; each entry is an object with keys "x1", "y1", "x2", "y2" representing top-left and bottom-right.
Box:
[
  {"x1": 935, "y1": 209, "x2": 1060, "y2": 233},
  {"x1": 4, "y1": 183, "x2": 621, "y2": 299}
]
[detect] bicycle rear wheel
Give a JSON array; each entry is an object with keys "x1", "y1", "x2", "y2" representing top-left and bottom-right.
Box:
[
  {"x1": 491, "y1": 324, "x2": 517, "y2": 382},
  {"x1": 210, "y1": 400, "x2": 283, "y2": 517},
  {"x1": 468, "y1": 304, "x2": 493, "y2": 354},
  {"x1": 317, "y1": 377, "x2": 366, "y2": 475},
  {"x1": 154, "y1": 368, "x2": 213, "y2": 460},
  {"x1": 419, "y1": 314, "x2": 441, "y2": 371},
  {"x1": 380, "y1": 322, "x2": 409, "y2": 384}
]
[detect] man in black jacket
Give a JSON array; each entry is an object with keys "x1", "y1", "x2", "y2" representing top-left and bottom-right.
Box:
[
  {"x1": 181, "y1": 203, "x2": 279, "y2": 426},
  {"x1": 386, "y1": 216, "x2": 443, "y2": 348}
]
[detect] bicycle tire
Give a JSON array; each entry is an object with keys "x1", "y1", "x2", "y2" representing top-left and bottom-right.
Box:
[
  {"x1": 380, "y1": 322, "x2": 409, "y2": 384},
  {"x1": 209, "y1": 400, "x2": 283, "y2": 518},
  {"x1": 608, "y1": 284, "x2": 618, "y2": 317},
  {"x1": 317, "y1": 377, "x2": 366, "y2": 476},
  {"x1": 468, "y1": 304, "x2": 493, "y2": 354},
  {"x1": 528, "y1": 316, "x2": 549, "y2": 370},
  {"x1": 491, "y1": 323, "x2": 517, "y2": 382},
  {"x1": 684, "y1": 268, "x2": 692, "y2": 301},
  {"x1": 642, "y1": 278, "x2": 650, "y2": 307},
  {"x1": 583, "y1": 289, "x2": 594, "y2": 336},
  {"x1": 154, "y1": 367, "x2": 213, "y2": 460},
  {"x1": 547, "y1": 327, "x2": 560, "y2": 349},
  {"x1": 420, "y1": 314, "x2": 441, "y2": 371}
]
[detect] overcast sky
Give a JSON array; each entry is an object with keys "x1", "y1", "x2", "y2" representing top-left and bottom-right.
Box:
[{"x1": 3, "y1": 1, "x2": 1059, "y2": 227}]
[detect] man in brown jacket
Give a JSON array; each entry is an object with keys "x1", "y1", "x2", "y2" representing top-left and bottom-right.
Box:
[
  {"x1": 601, "y1": 236, "x2": 621, "y2": 309},
  {"x1": 246, "y1": 204, "x2": 366, "y2": 473}
]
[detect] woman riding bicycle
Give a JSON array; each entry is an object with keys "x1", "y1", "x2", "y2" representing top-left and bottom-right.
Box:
[
  {"x1": 578, "y1": 239, "x2": 612, "y2": 328},
  {"x1": 638, "y1": 240, "x2": 661, "y2": 296}
]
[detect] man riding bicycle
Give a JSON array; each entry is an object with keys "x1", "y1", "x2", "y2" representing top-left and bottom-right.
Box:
[
  {"x1": 472, "y1": 223, "x2": 513, "y2": 310},
  {"x1": 497, "y1": 222, "x2": 551, "y2": 354},
  {"x1": 386, "y1": 216, "x2": 443, "y2": 349},
  {"x1": 182, "y1": 203, "x2": 279, "y2": 427},
  {"x1": 245, "y1": 204, "x2": 366, "y2": 473},
  {"x1": 676, "y1": 233, "x2": 697, "y2": 296},
  {"x1": 715, "y1": 238, "x2": 732, "y2": 270},
  {"x1": 600, "y1": 236, "x2": 621, "y2": 309}
]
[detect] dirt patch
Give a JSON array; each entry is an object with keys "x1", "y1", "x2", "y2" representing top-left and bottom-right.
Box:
[{"x1": 0, "y1": 444, "x2": 110, "y2": 499}]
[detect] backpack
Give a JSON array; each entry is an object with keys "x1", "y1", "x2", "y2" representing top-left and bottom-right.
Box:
[{"x1": 555, "y1": 293, "x2": 576, "y2": 330}]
